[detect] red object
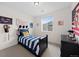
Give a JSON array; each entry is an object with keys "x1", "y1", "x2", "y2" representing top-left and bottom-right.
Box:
[
  {"x1": 72, "y1": 27, "x2": 79, "y2": 36},
  {"x1": 72, "y1": 27, "x2": 79, "y2": 31},
  {"x1": 72, "y1": 21, "x2": 79, "y2": 25},
  {"x1": 74, "y1": 31, "x2": 79, "y2": 36}
]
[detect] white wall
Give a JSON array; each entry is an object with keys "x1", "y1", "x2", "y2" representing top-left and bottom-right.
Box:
[
  {"x1": 0, "y1": 4, "x2": 33, "y2": 50},
  {"x1": 33, "y1": 6, "x2": 72, "y2": 44}
]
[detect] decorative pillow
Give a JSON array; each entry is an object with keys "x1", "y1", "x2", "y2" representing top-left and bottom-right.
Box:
[
  {"x1": 19, "y1": 29, "x2": 28, "y2": 32},
  {"x1": 23, "y1": 32, "x2": 29, "y2": 36}
]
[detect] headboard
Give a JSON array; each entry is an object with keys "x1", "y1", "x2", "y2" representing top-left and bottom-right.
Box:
[{"x1": 19, "y1": 25, "x2": 28, "y2": 28}]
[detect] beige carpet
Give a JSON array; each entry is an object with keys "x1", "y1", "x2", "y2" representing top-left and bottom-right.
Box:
[{"x1": 0, "y1": 44, "x2": 60, "y2": 57}]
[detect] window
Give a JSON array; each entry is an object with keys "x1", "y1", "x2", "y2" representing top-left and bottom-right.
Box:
[{"x1": 41, "y1": 16, "x2": 53, "y2": 32}]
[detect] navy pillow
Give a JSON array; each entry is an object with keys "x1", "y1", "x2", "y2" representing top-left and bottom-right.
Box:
[{"x1": 20, "y1": 29, "x2": 28, "y2": 32}]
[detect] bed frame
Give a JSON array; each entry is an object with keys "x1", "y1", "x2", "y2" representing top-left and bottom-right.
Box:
[{"x1": 18, "y1": 35, "x2": 48, "y2": 57}]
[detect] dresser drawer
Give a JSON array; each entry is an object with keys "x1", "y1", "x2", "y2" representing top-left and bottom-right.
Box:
[{"x1": 61, "y1": 41, "x2": 79, "y2": 57}]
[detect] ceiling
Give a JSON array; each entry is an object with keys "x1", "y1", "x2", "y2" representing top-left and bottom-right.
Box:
[{"x1": 0, "y1": 2, "x2": 73, "y2": 16}]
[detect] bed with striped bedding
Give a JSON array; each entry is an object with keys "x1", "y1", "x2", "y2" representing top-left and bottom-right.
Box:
[
  {"x1": 18, "y1": 35, "x2": 40, "y2": 55},
  {"x1": 18, "y1": 35, "x2": 48, "y2": 57}
]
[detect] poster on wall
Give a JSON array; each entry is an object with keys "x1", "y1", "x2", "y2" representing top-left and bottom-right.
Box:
[
  {"x1": 72, "y1": 3, "x2": 79, "y2": 27},
  {"x1": 58, "y1": 21, "x2": 64, "y2": 25},
  {"x1": 0, "y1": 16, "x2": 12, "y2": 24},
  {"x1": 72, "y1": 3, "x2": 79, "y2": 36},
  {"x1": 30, "y1": 22, "x2": 33, "y2": 28}
]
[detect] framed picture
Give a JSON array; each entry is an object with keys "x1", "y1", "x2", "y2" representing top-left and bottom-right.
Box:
[
  {"x1": 72, "y1": 3, "x2": 79, "y2": 28},
  {"x1": 30, "y1": 22, "x2": 33, "y2": 28},
  {"x1": 58, "y1": 21, "x2": 64, "y2": 25},
  {"x1": 72, "y1": 3, "x2": 79, "y2": 36},
  {"x1": 0, "y1": 16, "x2": 12, "y2": 24}
]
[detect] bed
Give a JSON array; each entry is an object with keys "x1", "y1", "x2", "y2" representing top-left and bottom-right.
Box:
[{"x1": 17, "y1": 25, "x2": 48, "y2": 57}]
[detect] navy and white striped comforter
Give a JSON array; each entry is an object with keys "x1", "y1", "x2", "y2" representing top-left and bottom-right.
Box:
[{"x1": 18, "y1": 35, "x2": 40, "y2": 55}]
